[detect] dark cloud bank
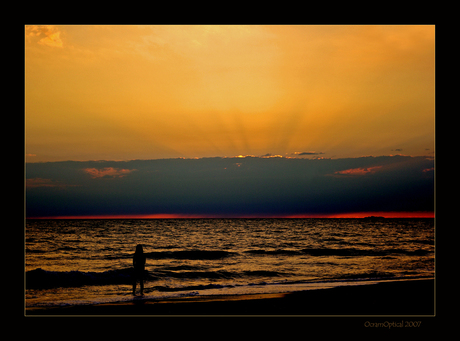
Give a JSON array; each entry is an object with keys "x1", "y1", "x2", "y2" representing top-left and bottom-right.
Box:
[{"x1": 25, "y1": 155, "x2": 434, "y2": 218}]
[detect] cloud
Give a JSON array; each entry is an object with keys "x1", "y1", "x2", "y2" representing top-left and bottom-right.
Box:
[
  {"x1": 293, "y1": 151, "x2": 325, "y2": 156},
  {"x1": 334, "y1": 166, "x2": 382, "y2": 176},
  {"x1": 26, "y1": 178, "x2": 56, "y2": 188},
  {"x1": 26, "y1": 25, "x2": 63, "y2": 47},
  {"x1": 26, "y1": 178, "x2": 74, "y2": 189},
  {"x1": 25, "y1": 156, "x2": 434, "y2": 218},
  {"x1": 83, "y1": 167, "x2": 136, "y2": 179},
  {"x1": 260, "y1": 153, "x2": 283, "y2": 158}
]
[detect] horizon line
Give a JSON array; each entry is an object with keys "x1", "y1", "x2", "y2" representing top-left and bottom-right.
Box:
[
  {"x1": 25, "y1": 153, "x2": 435, "y2": 164},
  {"x1": 26, "y1": 211, "x2": 435, "y2": 219}
]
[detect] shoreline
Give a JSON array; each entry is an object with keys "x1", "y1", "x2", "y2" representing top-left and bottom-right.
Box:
[{"x1": 26, "y1": 278, "x2": 434, "y2": 316}]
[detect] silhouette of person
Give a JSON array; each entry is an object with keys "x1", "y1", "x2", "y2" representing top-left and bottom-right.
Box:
[{"x1": 132, "y1": 244, "x2": 146, "y2": 295}]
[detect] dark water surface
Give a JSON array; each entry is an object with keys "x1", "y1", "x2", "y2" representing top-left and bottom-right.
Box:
[{"x1": 25, "y1": 218, "x2": 434, "y2": 308}]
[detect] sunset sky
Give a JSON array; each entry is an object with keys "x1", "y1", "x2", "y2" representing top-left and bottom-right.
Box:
[
  {"x1": 25, "y1": 25, "x2": 434, "y2": 162},
  {"x1": 25, "y1": 25, "x2": 435, "y2": 218}
]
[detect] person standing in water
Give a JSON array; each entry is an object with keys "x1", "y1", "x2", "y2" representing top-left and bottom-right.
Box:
[{"x1": 132, "y1": 244, "x2": 146, "y2": 295}]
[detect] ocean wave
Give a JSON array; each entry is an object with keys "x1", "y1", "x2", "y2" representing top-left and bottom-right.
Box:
[
  {"x1": 152, "y1": 283, "x2": 234, "y2": 292},
  {"x1": 243, "y1": 270, "x2": 284, "y2": 277},
  {"x1": 26, "y1": 266, "x2": 286, "y2": 290},
  {"x1": 26, "y1": 268, "x2": 137, "y2": 289},
  {"x1": 244, "y1": 249, "x2": 300, "y2": 256},
  {"x1": 26, "y1": 245, "x2": 431, "y2": 290},
  {"x1": 244, "y1": 247, "x2": 431, "y2": 257},
  {"x1": 154, "y1": 269, "x2": 235, "y2": 280},
  {"x1": 84, "y1": 246, "x2": 432, "y2": 262},
  {"x1": 301, "y1": 247, "x2": 431, "y2": 257},
  {"x1": 145, "y1": 250, "x2": 233, "y2": 260},
  {"x1": 332, "y1": 271, "x2": 395, "y2": 281}
]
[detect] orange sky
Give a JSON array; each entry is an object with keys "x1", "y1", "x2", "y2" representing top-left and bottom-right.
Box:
[{"x1": 25, "y1": 25, "x2": 435, "y2": 162}]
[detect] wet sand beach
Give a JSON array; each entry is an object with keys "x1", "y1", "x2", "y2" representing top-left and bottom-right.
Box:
[{"x1": 26, "y1": 279, "x2": 434, "y2": 316}]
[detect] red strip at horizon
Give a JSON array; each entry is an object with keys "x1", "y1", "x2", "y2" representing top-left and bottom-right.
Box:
[{"x1": 27, "y1": 211, "x2": 435, "y2": 219}]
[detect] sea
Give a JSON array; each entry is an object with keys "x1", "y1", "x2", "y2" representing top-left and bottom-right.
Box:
[{"x1": 25, "y1": 218, "x2": 435, "y2": 310}]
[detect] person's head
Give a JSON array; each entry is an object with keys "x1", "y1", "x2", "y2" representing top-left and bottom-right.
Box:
[{"x1": 135, "y1": 244, "x2": 143, "y2": 254}]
